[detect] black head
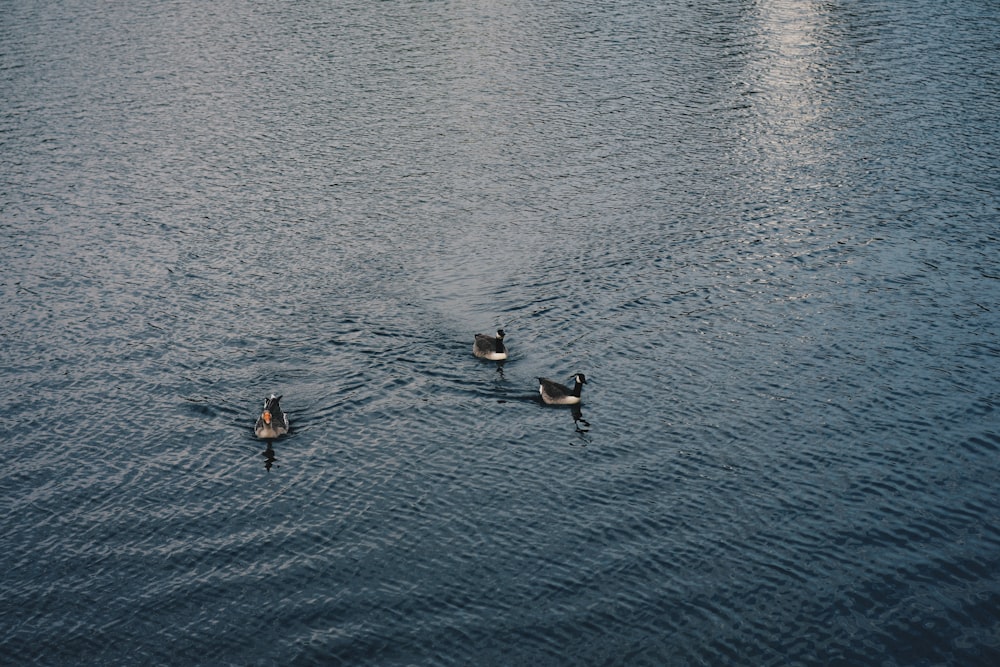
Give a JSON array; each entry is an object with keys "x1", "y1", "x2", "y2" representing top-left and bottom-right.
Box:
[
  {"x1": 574, "y1": 373, "x2": 587, "y2": 385},
  {"x1": 496, "y1": 329, "x2": 506, "y2": 339}
]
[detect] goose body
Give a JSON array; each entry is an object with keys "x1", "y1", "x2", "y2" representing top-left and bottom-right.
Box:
[
  {"x1": 255, "y1": 394, "x2": 289, "y2": 439},
  {"x1": 473, "y1": 329, "x2": 508, "y2": 361},
  {"x1": 538, "y1": 373, "x2": 587, "y2": 405}
]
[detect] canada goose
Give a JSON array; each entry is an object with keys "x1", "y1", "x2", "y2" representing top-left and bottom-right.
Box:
[
  {"x1": 473, "y1": 329, "x2": 508, "y2": 361},
  {"x1": 538, "y1": 373, "x2": 587, "y2": 405}
]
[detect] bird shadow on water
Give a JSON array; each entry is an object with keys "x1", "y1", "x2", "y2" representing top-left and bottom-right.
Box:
[
  {"x1": 499, "y1": 394, "x2": 593, "y2": 444},
  {"x1": 569, "y1": 404, "x2": 593, "y2": 445},
  {"x1": 261, "y1": 440, "x2": 278, "y2": 472},
  {"x1": 571, "y1": 404, "x2": 591, "y2": 432},
  {"x1": 243, "y1": 430, "x2": 283, "y2": 472}
]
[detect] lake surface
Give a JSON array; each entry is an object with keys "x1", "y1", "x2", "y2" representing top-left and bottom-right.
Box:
[{"x1": 2, "y1": 0, "x2": 999, "y2": 664}]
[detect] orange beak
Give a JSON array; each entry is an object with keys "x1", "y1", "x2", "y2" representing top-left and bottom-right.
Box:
[{"x1": 262, "y1": 410, "x2": 272, "y2": 425}]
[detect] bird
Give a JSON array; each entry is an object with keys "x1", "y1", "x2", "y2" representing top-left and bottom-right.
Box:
[
  {"x1": 538, "y1": 373, "x2": 587, "y2": 405},
  {"x1": 254, "y1": 394, "x2": 289, "y2": 439},
  {"x1": 473, "y1": 329, "x2": 508, "y2": 361}
]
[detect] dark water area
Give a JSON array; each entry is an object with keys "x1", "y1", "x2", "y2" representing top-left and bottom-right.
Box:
[{"x1": 2, "y1": 0, "x2": 999, "y2": 664}]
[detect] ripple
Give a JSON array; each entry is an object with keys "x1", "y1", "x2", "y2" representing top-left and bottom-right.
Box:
[{"x1": 3, "y1": 0, "x2": 1000, "y2": 664}]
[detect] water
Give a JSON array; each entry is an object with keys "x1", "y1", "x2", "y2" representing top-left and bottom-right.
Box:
[{"x1": 2, "y1": 0, "x2": 999, "y2": 664}]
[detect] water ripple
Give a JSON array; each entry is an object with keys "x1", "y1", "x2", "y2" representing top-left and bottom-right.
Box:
[{"x1": 3, "y1": 0, "x2": 1000, "y2": 664}]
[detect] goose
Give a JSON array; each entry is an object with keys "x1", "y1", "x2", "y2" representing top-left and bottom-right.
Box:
[
  {"x1": 473, "y1": 329, "x2": 508, "y2": 361},
  {"x1": 254, "y1": 394, "x2": 289, "y2": 439},
  {"x1": 538, "y1": 373, "x2": 587, "y2": 405}
]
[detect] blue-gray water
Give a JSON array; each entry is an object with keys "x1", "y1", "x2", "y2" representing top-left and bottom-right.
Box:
[{"x1": 2, "y1": 0, "x2": 999, "y2": 664}]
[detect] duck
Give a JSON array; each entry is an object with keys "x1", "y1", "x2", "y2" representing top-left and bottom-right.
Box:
[
  {"x1": 473, "y1": 329, "x2": 508, "y2": 361},
  {"x1": 538, "y1": 373, "x2": 587, "y2": 405},
  {"x1": 254, "y1": 394, "x2": 289, "y2": 439}
]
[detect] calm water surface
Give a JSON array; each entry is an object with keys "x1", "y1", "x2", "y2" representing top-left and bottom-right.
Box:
[{"x1": 2, "y1": 0, "x2": 999, "y2": 664}]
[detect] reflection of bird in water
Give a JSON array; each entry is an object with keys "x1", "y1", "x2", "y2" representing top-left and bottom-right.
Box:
[
  {"x1": 538, "y1": 373, "x2": 587, "y2": 405},
  {"x1": 572, "y1": 404, "x2": 591, "y2": 432},
  {"x1": 473, "y1": 329, "x2": 508, "y2": 361},
  {"x1": 255, "y1": 394, "x2": 289, "y2": 439},
  {"x1": 261, "y1": 442, "x2": 277, "y2": 472}
]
